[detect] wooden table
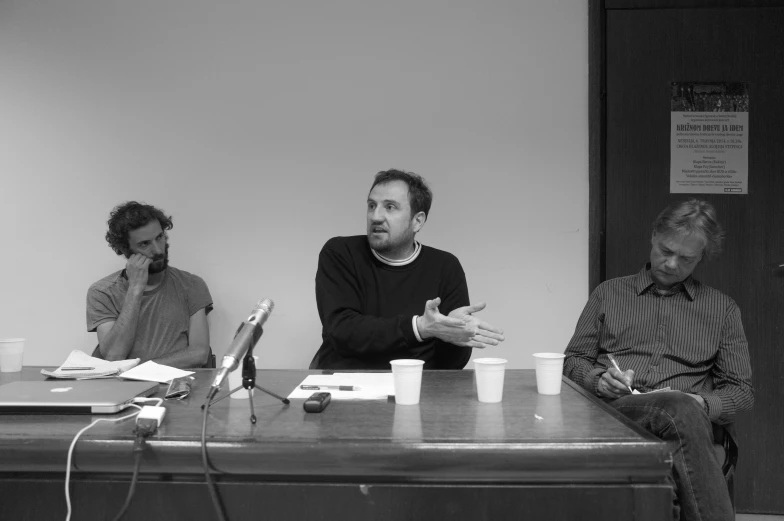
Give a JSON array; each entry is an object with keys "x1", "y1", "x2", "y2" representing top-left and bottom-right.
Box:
[{"x1": 0, "y1": 368, "x2": 672, "y2": 520}]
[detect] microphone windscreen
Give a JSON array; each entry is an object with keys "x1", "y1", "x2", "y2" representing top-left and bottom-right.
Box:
[{"x1": 257, "y1": 298, "x2": 274, "y2": 314}]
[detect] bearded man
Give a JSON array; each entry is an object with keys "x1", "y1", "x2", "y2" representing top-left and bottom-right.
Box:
[
  {"x1": 309, "y1": 169, "x2": 504, "y2": 370},
  {"x1": 86, "y1": 202, "x2": 213, "y2": 368}
]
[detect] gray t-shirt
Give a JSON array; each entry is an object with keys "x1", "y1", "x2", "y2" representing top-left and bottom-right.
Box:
[{"x1": 86, "y1": 266, "x2": 213, "y2": 362}]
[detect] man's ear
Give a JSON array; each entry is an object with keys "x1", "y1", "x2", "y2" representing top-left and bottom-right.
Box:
[{"x1": 412, "y1": 211, "x2": 427, "y2": 233}]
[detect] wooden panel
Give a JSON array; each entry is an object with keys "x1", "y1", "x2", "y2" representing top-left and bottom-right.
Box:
[
  {"x1": 606, "y1": 7, "x2": 784, "y2": 513},
  {"x1": 0, "y1": 479, "x2": 673, "y2": 521}
]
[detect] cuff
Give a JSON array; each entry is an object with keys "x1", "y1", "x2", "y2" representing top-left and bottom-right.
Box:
[
  {"x1": 701, "y1": 393, "x2": 722, "y2": 423},
  {"x1": 590, "y1": 368, "x2": 606, "y2": 397},
  {"x1": 412, "y1": 315, "x2": 424, "y2": 342}
]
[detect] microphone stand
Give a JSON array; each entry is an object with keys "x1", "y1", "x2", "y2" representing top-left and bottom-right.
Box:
[{"x1": 204, "y1": 347, "x2": 290, "y2": 424}]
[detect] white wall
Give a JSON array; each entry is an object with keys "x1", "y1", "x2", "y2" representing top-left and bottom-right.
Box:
[{"x1": 0, "y1": 1, "x2": 588, "y2": 369}]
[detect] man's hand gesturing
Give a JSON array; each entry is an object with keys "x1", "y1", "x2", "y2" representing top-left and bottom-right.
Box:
[
  {"x1": 126, "y1": 254, "x2": 151, "y2": 293},
  {"x1": 416, "y1": 298, "x2": 505, "y2": 349},
  {"x1": 416, "y1": 297, "x2": 473, "y2": 344},
  {"x1": 447, "y1": 302, "x2": 505, "y2": 349}
]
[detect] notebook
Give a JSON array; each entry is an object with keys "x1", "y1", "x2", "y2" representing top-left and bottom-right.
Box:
[
  {"x1": 40, "y1": 350, "x2": 140, "y2": 379},
  {"x1": 0, "y1": 379, "x2": 159, "y2": 414}
]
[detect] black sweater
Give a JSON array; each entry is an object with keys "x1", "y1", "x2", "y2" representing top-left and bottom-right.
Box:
[{"x1": 310, "y1": 235, "x2": 472, "y2": 370}]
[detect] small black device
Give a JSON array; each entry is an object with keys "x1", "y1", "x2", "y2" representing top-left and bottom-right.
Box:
[{"x1": 303, "y1": 392, "x2": 331, "y2": 413}]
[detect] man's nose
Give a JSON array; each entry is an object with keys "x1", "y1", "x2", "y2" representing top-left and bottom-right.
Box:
[
  {"x1": 150, "y1": 242, "x2": 163, "y2": 256},
  {"x1": 371, "y1": 207, "x2": 384, "y2": 222},
  {"x1": 665, "y1": 255, "x2": 678, "y2": 269}
]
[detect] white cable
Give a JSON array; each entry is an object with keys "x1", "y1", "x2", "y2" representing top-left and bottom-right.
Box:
[
  {"x1": 64, "y1": 405, "x2": 142, "y2": 521},
  {"x1": 133, "y1": 396, "x2": 163, "y2": 407}
]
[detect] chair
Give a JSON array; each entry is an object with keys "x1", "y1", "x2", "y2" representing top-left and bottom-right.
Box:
[{"x1": 713, "y1": 423, "x2": 737, "y2": 507}]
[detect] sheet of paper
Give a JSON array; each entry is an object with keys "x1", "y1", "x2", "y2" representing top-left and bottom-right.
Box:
[
  {"x1": 632, "y1": 386, "x2": 672, "y2": 395},
  {"x1": 287, "y1": 373, "x2": 395, "y2": 400},
  {"x1": 117, "y1": 361, "x2": 194, "y2": 383}
]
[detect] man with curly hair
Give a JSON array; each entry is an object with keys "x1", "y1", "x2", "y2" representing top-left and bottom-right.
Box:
[{"x1": 86, "y1": 202, "x2": 213, "y2": 368}]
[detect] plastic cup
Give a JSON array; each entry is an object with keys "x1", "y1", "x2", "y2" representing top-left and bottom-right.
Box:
[
  {"x1": 533, "y1": 353, "x2": 566, "y2": 395},
  {"x1": 0, "y1": 339, "x2": 25, "y2": 373},
  {"x1": 228, "y1": 356, "x2": 259, "y2": 400},
  {"x1": 390, "y1": 359, "x2": 425, "y2": 405},
  {"x1": 474, "y1": 358, "x2": 507, "y2": 403}
]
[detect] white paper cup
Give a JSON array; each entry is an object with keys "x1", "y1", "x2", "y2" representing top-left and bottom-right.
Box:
[
  {"x1": 390, "y1": 359, "x2": 425, "y2": 405},
  {"x1": 0, "y1": 338, "x2": 25, "y2": 373},
  {"x1": 533, "y1": 353, "x2": 566, "y2": 395},
  {"x1": 228, "y1": 356, "x2": 259, "y2": 400},
  {"x1": 474, "y1": 358, "x2": 507, "y2": 403}
]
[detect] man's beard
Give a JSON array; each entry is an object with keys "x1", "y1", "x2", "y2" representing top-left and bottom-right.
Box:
[
  {"x1": 367, "y1": 229, "x2": 414, "y2": 257},
  {"x1": 147, "y1": 244, "x2": 169, "y2": 274}
]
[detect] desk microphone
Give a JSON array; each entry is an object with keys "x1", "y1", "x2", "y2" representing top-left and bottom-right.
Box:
[{"x1": 207, "y1": 298, "x2": 274, "y2": 400}]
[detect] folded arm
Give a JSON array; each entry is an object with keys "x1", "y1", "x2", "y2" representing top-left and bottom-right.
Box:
[
  {"x1": 94, "y1": 288, "x2": 145, "y2": 361},
  {"x1": 150, "y1": 308, "x2": 211, "y2": 369}
]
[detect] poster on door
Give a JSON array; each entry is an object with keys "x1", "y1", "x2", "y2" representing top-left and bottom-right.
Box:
[{"x1": 670, "y1": 82, "x2": 749, "y2": 194}]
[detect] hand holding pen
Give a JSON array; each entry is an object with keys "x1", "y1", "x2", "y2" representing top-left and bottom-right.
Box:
[{"x1": 599, "y1": 354, "x2": 636, "y2": 398}]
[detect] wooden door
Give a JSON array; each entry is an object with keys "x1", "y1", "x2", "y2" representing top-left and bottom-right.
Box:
[{"x1": 602, "y1": 3, "x2": 784, "y2": 514}]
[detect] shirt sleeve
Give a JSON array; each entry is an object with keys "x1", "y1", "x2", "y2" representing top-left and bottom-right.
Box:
[
  {"x1": 432, "y1": 256, "x2": 472, "y2": 369},
  {"x1": 186, "y1": 274, "x2": 213, "y2": 316},
  {"x1": 86, "y1": 285, "x2": 120, "y2": 332},
  {"x1": 701, "y1": 301, "x2": 754, "y2": 424},
  {"x1": 316, "y1": 241, "x2": 420, "y2": 359},
  {"x1": 563, "y1": 286, "x2": 607, "y2": 395}
]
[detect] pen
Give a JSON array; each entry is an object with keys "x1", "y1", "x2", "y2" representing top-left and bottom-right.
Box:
[
  {"x1": 61, "y1": 367, "x2": 95, "y2": 371},
  {"x1": 606, "y1": 354, "x2": 633, "y2": 393},
  {"x1": 300, "y1": 385, "x2": 360, "y2": 391}
]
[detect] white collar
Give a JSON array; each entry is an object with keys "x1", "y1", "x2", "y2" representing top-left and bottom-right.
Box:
[{"x1": 371, "y1": 240, "x2": 422, "y2": 266}]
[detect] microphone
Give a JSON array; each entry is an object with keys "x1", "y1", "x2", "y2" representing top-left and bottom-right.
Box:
[{"x1": 207, "y1": 299, "x2": 274, "y2": 400}]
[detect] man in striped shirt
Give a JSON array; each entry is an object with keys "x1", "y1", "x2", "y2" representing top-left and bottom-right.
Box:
[{"x1": 564, "y1": 199, "x2": 753, "y2": 521}]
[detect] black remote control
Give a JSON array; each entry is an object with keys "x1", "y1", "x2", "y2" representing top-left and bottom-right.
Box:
[{"x1": 303, "y1": 392, "x2": 331, "y2": 413}]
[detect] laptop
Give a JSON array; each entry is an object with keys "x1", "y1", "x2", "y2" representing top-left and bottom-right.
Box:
[{"x1": 0, "y1": 379, "x2": 159, "y2": 414}]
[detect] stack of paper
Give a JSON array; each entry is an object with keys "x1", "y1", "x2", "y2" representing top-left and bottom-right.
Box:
[
  {"x1": 117, "y1": 361, "x2": 194, "y2": 383},
  {"x1": 41, "y1": 350, "x2": 140, "y2": 379}
]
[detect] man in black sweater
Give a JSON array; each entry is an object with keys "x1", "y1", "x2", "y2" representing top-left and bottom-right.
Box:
[{"x1": 309, "y1": 169, "x2": 505, "y2": 370}]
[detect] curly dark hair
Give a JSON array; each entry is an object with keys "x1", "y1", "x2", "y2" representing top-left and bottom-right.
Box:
[
  {"x1": 370, "y1": 169, "x2": 433, "y2": 218},
  {"x1": 105, "y1": 201, "x2": 173, "y2": 256}
]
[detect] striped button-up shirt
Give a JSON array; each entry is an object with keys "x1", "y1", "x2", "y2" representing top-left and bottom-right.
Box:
[{"x1": 563, "y1": 265, "x2": 753, "y2": 425}]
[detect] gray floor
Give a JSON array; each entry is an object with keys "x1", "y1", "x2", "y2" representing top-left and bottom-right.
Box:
[{"x1": 737, "y1": 515, "x2": 784, "y2": 520}]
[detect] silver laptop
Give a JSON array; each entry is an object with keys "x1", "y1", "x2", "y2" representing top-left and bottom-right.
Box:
[{"x1": 0, "y1": 379, "x2": 159, "y2": 414}]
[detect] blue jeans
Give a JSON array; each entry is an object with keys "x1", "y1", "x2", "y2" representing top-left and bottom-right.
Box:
[{"x1": 610, "y1": 392, "x2": 733, "y2": 521}]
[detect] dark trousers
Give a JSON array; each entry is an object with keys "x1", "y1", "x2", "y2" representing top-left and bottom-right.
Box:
[{"x1": 610, "y1": 392, "x2": 733, "y2": 521}]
